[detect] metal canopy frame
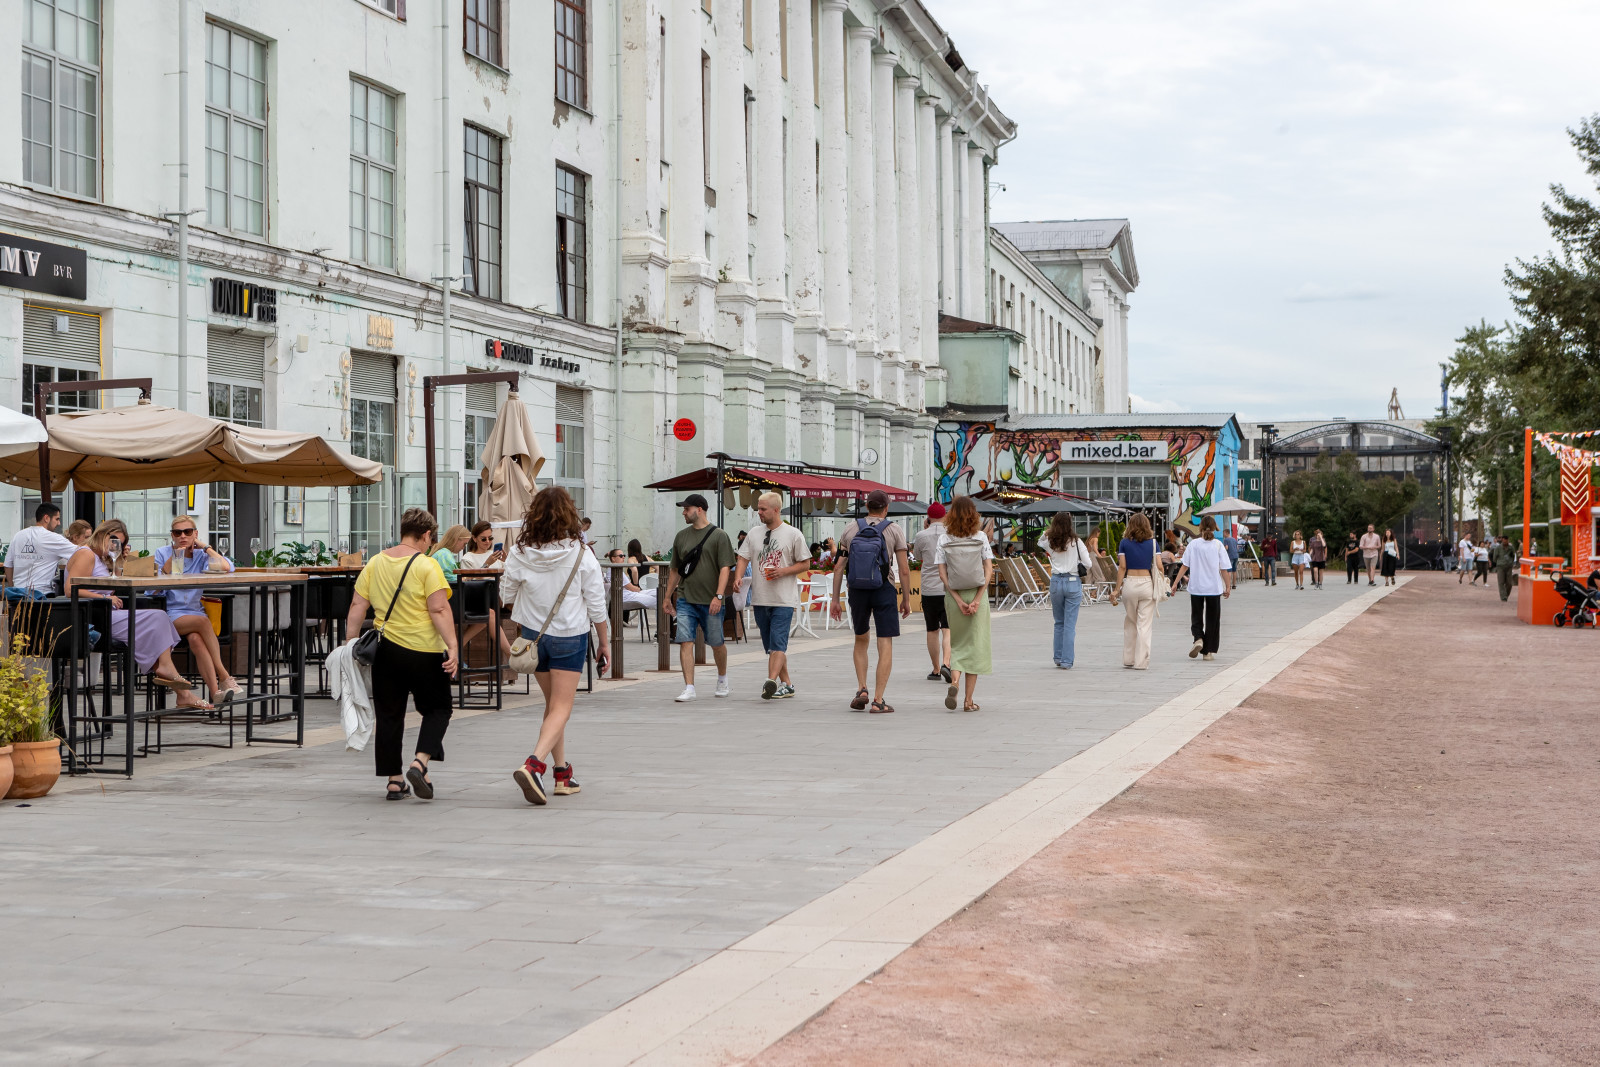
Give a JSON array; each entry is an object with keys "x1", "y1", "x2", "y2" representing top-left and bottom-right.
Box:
[
  {"x1": 421, "y1": 371, "x2": 520, "y2": 520},
  {"x1": 34, "y1": 377, "x2": 154, "y2": 507}
]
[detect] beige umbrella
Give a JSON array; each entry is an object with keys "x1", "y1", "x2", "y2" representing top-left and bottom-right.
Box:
[
  {"x1": 476, "y1": 391, "x2": 545, "y2": 523},
  {"x1": 0, "y1": 402, "x2": 382, "y2": 492}
]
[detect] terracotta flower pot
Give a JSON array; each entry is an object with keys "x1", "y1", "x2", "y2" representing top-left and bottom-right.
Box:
[
  {"x1": 6, "y1": 739, "x2": 60, "y2": 799},
  {"x1": 0, "y1": 746, "x2": 13, "y2": 800}
]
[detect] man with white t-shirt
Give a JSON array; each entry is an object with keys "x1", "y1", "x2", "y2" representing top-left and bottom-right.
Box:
[
  {"x1": 4, "y1": 503, "x2": 78, "y2": 599},
  {"x1": 734, "y1": 492, "x2": 811, "y2": 700},
  {"x1": 1457, "y1": 532, "x2": 1476, "y2": 583}
]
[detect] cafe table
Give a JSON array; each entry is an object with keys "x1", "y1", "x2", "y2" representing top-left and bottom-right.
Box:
[
  {"x1": 68, "y1": 571, "x2": 309, "y2": 778},
  {"x1": 240, "y1": 566, "x2": 364, "y2": 694}
]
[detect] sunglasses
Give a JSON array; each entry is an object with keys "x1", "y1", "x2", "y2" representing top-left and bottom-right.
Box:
[{"x1": 171, "y1": 528, "x2": 197, "y2": 537}]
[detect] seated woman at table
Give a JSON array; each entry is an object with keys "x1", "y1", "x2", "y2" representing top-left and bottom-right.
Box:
[
  {"x1": 430, "y1": 525, "x2": 472, "y2": 583},
  {"x1": 152, "y1": 516, "x2": 241, "y2": 704},
  {"x1": 604, "y1": 547, "x2": 657, "y2": 611},
  {"x1": 66, "y1": 520, "x2": 209, "y2": 710},
  {"x1": 459, "y1": 521, "x2": 506, "y2": 570}
]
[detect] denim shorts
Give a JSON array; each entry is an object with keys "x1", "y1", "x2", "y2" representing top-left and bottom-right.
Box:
[
  {"x1": 520, "y1": 628, "x2": 588, "y2": 673},
  {"x1": 752, "y1": 605, "x2": 794, "y2": 654},
  {"x1": 673, "y1": 599, "x2": 726, "y2": 646}
]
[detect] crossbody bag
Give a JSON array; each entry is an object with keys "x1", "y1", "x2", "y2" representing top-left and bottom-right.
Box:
[
  {"x1": 351, "y1": 553, "x2": 421, "y2": 667},
  {"x1": 508, "y1": 546, "x2": 587, "y2": 675}
]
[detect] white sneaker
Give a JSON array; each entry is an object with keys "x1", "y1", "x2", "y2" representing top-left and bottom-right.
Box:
[
  {"x1": 675, "y1": 685, "x2": 696, "y2": 702},
  {"x1": 1203, "y1": 653, "x2": 1216, "y2": 661},
  {"x1": 714, "y1": 678, "x2": 731, "y2": 698},
  {"x1": 1189, "y1": 639, "x2": 1203, "y2": 659}
]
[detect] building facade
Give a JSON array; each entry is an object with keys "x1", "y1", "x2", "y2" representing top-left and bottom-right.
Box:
[
  {"x1": 0, "y1": 0, "x2": 1013, "y2": 556},
  {"x1": 982, "y1": 228, "x2": 1103, "y2": 416}
]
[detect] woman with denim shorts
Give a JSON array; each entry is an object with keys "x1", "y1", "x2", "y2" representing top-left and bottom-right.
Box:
[{"x1": 501, "y1": 487, "x2": 610, "y2": 806}]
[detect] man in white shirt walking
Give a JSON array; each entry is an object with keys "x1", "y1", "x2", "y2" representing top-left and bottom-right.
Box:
[
  {"x1": 1171, "y1": 515, "x2": 1232, "y2": 661},
  {"x1": 1457, "y1": 531, "x2": 1476, "y2": 584},
  {"x1": 4, "y1": 503, "x2": 78, "y2": 599},
  {"x1": 1360, "y1": 524, "x2": 1383, "y2": 586},
  {"x1": 734, "y1": 492, "x2": 812, "y2": 700}
]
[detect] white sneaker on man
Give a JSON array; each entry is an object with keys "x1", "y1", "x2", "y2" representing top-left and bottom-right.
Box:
[
  {"x1": 714, "y1": 677, "x2": 731, "y2": 698},
  {"x1": 675, "y1": 685, "x2": 696, "y2": 702}
]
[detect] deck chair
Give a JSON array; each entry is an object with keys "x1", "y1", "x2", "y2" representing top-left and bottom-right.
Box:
[
  {"x1": 1085, "y1": 556, "x2": 1117, "y2": 604},
  {"x1": 1011, "y1": 558, "x2": 1050, "y2": 608}
]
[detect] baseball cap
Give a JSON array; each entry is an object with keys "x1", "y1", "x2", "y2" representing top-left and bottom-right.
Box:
[
  {"x1": 677, "y1": 493, "x2": 710, "y2": 510},
  {"x1": 927, "y1": 502, "x2": 947, "y2": 519},
  {"x1": 865, "y1": 489, "x2": 890, "y2": 512}
]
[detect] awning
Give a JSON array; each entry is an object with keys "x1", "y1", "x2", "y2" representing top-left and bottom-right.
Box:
[{"x1": 643, "y1": 466, "x2": 916, "y2": 501}]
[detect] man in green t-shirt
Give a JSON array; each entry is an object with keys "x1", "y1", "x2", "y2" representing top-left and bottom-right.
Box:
[{"x1": 662, "y1": 493, "x2": 737, "y2": 701}]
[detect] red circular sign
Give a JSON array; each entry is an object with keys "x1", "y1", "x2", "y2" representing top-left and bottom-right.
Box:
[{"x1": 673, "y1": 418, "x2": 697, "y2": 442}]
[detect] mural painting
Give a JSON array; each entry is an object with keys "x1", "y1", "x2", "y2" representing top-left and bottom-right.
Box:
[{"x1": 933, "y1": 421, "x2": 1234, "y2": 528}]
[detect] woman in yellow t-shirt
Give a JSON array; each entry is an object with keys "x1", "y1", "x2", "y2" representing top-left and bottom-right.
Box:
[{"x1": 346, "y1": 508, "x2": 460, "y2": 801}]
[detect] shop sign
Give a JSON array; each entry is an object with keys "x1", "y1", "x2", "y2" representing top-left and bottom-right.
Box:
[
  {"x1": 1062, "y1": 439, "x2": 1169, "y2": 463},
  {"x1": 485, "y1": 338, "x2": 580, "y2": 375},
  {"x1": 367, "y1": 314, "x2": 394, "y2": 349},
  {"x1": 0, "y1": 231, "x2": 87, "y2": 300},
  {"x1": 211, "y1": 277, "x2": 278, "y2": 323},
  {"x1": 673, "y1": 418, "x2": 697, "y2": 442}
]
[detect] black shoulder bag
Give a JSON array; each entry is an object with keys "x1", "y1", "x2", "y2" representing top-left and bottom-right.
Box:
[
  {"x1": 351, "y1": 553, "x2": 421, "y2": 667},
  {"x1": 675, "y1": 526, "x2": 718, "y2": 579}
]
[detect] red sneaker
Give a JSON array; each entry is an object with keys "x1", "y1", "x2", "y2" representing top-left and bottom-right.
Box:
[
  {"x1": 553, "y1": 763, "x2": 581, "y2": 796},
  {"x1": 513, "y1": 756, "x2": 548, "y2": 806}
]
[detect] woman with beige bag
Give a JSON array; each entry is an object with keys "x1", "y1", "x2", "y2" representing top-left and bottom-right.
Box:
[{"x1": 500, "y1": 487, "x2": 610, "y2": 806}]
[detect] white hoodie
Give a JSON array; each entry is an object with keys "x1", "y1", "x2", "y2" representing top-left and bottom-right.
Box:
[{"x1": 499, "y1": 538, "x2": 609, "y2": 638}]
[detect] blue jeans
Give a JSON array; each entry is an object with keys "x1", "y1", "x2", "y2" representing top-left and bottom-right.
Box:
[
  {"x1": 751, "y1": 605, "x2": 794, "y2": 654},
  {"x1": 673, "y1": 599, "x2": 726, "y2": 646},
  {"x1": 1050, "y1": 574, "x2": 1083, "y2": 667}
]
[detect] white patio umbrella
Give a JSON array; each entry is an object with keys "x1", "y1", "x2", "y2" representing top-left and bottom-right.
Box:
[
  {"x1": 1199, "y1": 496, "x2": 1265, "y2": 515},
  {"x1": 0, "y1": 404, "x2": 49, "y2": 459},
  {"x1": 475, "y1": 391, "x2": 546, "y2": 524}
]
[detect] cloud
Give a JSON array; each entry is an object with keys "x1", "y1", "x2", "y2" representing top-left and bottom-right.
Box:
[
  {"x1": 1284, "y1": 284, "x2": 1387, "y2": 303},
  {"x1": 1130, "y1": 393, "x2": 1182, "y2": 413}
]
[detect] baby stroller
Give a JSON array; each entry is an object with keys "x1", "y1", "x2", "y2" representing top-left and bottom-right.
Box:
[{"x1": 1551, "y1": 574, "x2": 1600, "y2": 627}]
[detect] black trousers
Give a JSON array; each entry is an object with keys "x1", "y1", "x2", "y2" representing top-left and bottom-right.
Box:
[
  {"x1": 372, "y1": 639, "x2": 454, "y2": 777},
  {"x1": 1189, "y1": 594, "x2": 1222, "y2": 654},
  {"x1": 1346, "y1": 556, "x2": 1360, "y2": 582}
]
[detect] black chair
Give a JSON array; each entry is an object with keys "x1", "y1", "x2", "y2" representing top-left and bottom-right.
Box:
[{"x1": 451, "y1": 576, "x2": 503, "y2": 710}]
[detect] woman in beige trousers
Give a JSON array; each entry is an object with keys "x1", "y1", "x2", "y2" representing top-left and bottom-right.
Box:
[{"x1": 1111, "y1": 512, "x2": 1160, "y2": 669}]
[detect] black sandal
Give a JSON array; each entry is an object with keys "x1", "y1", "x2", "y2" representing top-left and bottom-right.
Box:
[
  {"x1": 869, "y1": 699, "x2": 895, "y2": 714},
  {"x1": 405, "y1": 759, "x2": 434, "y2": 800},
  {"x1": 849, "y1": 687, "x2": 870, "y2": 712},
  {"x1": 385, "y1": 780, "x2": 410, "y2": 801}
]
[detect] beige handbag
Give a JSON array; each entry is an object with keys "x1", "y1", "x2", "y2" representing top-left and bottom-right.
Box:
[{"x1": 507, "y1": 547, "x2": 586, "y2": 674}]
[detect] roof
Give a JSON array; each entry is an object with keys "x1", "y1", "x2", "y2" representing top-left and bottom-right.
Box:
[
  {"x1": 997, "y1": 413, "x2": 1241, "y2": 431},
  {"x1": 992, "y1": 220, "x2": 1130, "y2": 253},
  {"x1": 938, "y1": 312, "x2": 1017, "y2": 336},
  {"x1": 642, "y1": 466, "x2": 917, "y2": 501}
]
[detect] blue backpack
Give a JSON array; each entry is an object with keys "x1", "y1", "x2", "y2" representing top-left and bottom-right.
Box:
[{"x1": 846, "y1": 518, "x2": 890, "y2": 590}]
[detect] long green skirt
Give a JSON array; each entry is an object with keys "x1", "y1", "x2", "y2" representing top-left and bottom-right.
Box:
[{"x1": 945, "y1": 590, "x2": 992, "y2": 675}]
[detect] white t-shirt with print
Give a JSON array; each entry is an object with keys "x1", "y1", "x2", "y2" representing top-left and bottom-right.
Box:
[
  {"x1": 737, "y1": 521, "x2": 809, "y2": 607},
  {"x1": 4, "y1": 525, "x2": 77, "y2": 593}
]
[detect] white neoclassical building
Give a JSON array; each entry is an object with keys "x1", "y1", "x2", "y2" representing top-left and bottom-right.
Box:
[{"x1": 0, "y1": 0, "x2": 1013, "y2": 555}]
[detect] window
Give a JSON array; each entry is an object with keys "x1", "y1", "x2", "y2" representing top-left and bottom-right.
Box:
[
  {"x1": 554, "y1": 386, "x2": 586, "y2": 512},
  {"x1": 358, "y1": 0, "x2": 404, "y2": 15},
  {"x1": 205, "y1": 22, "x2": 267, "y2": 235},
  {"x1": 701, "y1": 51, "x2": 712, "y2": 189},
  {"x1": 780, "y1": 0, "x2": 789, "y2": 78},
  {"x1": 208, "y1": 381, "x2": 264, "y2": 426},
  {"x1": 22, "y1": 0, "x2": 101, "y2": 198},
  {"x1": 22, "y1": 364, "x2": 97, "y2": 416},
  {"x1": 555, "y1": 0, "x2": 587, "y2": 107},
  {"x1": 22, "y1": 304, "x2": 100, "y2": 415},
  {"x1": 556, "y1": 164, "x2": 588, "y2": 321},
  {"x1": 350, "y1": 80, "x2": 398, "y2": 268},
  {"x1": 743, "y1": 0, "x2": 752, "y2": 49},
  {"x1": 464, "y1": 0, "x2": 502, "y2": 66},
  {"x1": 462, "y1": 125, "x2": 503, "y2": 300}
]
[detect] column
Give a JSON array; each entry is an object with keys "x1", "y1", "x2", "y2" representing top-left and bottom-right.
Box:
[
  {"x1": 667, "y1": 0, "x2": 713, "y2": 341},
  {"x1": 916, "y1": 96, "x2": 941, "y2": 403},
  {"x1": 896, "y1": 75, "x2": 921, "y2": 406},
  {"x1": 967, "y1": 144, "x2": 987, "y2": 320},
  {"x1": 786, "y1": 0, "x2": 825, "y2": 380},
  {"x1": 951, "y1": 125, "x2": 969, "y2": 318},
  {"x1": 846, "y1": 26, "x2": 879, "y2": 377},
  {"x1": 714, "y1": 0, "x2": 755, "y2": 359},
  {"x1": 619, "y1": 0, "x2": 668, "y2": 328},
  {"x1": 817, "y1": 2, "x2": 854, "y2": 388},
  {"x1": 753, "y1": 0, "x2": 790, "y2": 364},
  {"x1": 872, "y1": 50, "x2": 901, "y2": 380}
]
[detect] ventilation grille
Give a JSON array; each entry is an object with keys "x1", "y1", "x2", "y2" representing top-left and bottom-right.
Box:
[
  {"x1": 350, "y1": 351, "x2": 397, "y2": 398},
  {"x1": 23, "y1": 305, "x2": 100, "y2": 367},
  {"x1": 465, "y1": 381, "x2": 498, "y2": 413},
  {"x1": 555, "y1": 385, "x2": 585, "y2": 424},
  {"x1": 207, "y1": 328, "x2": 267, "y2": 382}
]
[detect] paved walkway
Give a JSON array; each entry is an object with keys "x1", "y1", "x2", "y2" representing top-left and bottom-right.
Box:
[{"x1": 1, "y1": 577, "x2": 1377, "y2": 1065}]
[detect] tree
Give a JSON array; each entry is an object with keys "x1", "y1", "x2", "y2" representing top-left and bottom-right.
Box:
[
  {"x1": 1281, "y1": 452, "x2": 1421, "y2": 539},
  {"x1": 1443, "y1": 114, "x2": 1600, "y2": 533}
]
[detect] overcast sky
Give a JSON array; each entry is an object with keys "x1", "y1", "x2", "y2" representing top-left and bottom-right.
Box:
[{"x1": 936, "y1": 0, "x2": 1600, "y2": 422}]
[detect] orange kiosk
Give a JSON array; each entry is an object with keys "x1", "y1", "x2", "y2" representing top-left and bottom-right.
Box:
[{"x1": 1518, "y1": 426, "x2": 1596, "y2": 625}]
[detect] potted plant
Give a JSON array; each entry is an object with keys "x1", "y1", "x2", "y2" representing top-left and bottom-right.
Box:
[{"x1": 0, "y1": 634, "x2": 59, "y2": 800}]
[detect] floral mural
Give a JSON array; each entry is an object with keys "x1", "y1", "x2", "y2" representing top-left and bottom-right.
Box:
[{"x1": 933, "y1": 420, "x2": 1240, "y2": 527}]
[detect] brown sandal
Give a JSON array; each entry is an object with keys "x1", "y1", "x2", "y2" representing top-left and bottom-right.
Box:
[
  {"x1": 849, "y1": 687, "x2": 870, "y2": 711},
  {"x1": 869, "y1": 699, "x2": 895, "y2": 714},
  {"x1": 962, "y1": 702, "x2": 980, "y2": 713}
]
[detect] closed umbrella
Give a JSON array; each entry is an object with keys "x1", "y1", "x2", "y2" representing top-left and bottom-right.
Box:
[
  {"x1": 0, "y1": 404, "x2": 49, "y2": 459},
  {"x1": 476, "y1": 391, "x2": 546, "y2": 524},
  {"x1": 0, "y1": 402, "x2": 381, "y2": 492}
]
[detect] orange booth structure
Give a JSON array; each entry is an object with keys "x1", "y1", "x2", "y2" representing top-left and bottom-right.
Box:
[{"x1": 1518, "y1": 427, "x2": 1598, "y2": 625}]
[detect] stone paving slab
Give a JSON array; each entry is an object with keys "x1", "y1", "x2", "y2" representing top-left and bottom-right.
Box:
[{"x1": 0, "y1": 580, "x2": 1371, "y2": 1066}]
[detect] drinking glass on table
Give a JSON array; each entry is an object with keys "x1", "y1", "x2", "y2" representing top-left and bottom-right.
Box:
[
  {"x1": 250, "y1": 537, "x2": 263, "y2": 562},
  {"x1": 106, "y1": 535, "x2": 122, "y2": 576}
]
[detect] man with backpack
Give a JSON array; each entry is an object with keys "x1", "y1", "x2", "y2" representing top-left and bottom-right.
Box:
[
  {"x1": 829, "y1": 490, "x2": 912, "y2": 714},
  {"x1": 662, "y1": 494, "x2": 736, "y2": 701}
]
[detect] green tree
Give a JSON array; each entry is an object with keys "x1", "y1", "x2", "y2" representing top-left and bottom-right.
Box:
[
  {"x1": 1443, "y1": 114, "x2": 1600, "y2": 535},
  {"x1": 1281, "y1": 452, "x2": 1421, "y2": 540}
]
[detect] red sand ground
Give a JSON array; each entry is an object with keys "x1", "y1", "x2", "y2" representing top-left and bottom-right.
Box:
[{"x1": 754, "y1": 575, "x2": 1600, "y2": 1066}]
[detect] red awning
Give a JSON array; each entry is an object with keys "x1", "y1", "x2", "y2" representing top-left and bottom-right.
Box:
[{"x1": 642, "y1": 466, "x2": 915, "y2": 501}]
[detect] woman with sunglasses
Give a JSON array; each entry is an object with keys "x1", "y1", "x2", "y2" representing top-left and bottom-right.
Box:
[
  {"x1": 66, "y1": 520, "x2": 209, "y2": 709},
  {"x1": 152, "y1": 517, "x2": 242, "y2": 703}
]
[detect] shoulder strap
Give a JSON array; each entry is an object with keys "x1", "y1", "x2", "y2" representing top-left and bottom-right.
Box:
[
  {"x1": 378, "y1": 552, "x2": 422, "y2": 628},
  {"x1": 530, "y1": 545, "x2": 587, "y2": 642}
]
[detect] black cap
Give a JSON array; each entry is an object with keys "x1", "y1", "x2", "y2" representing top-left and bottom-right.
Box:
[
  {"x1": 677, "y1": 493, "x2": 710, "y2": 510},
  {"x1": 865, "y1": 489, "x2": 890, "y2": 512}
]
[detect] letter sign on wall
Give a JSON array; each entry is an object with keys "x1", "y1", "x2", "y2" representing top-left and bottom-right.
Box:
[
  {"x1": 0, "y1": 231, "x2": 87, "y2": 300},
  {"x1": 1061, "y1": 440, "x2": 1170, "y2": 463}
]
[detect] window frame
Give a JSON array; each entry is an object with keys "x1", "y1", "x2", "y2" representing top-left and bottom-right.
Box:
[
  {"x1": 349, "y1": 78, "x2": 400, "y2": 270},
  {"x1": 204, "y1": 20, "x2": 269, "y2": 237},
  {"x1": 554, "y1": 0, "x2": 588, "y2": 109},
  {"x1": 555, "y1": 164, "x2": 588, "y2": 322},
  {"x1": 462, "y1": 124, "x2": 505, "y2": 301},
  {"x1": 463, "y1": 0, "x2": 504, "y2": 68},
  {"x1": 21, "y1": 0, "x2": 103, "y2": 201}
]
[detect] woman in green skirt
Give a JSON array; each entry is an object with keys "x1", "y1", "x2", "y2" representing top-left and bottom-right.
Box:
[{"x1": 934, "y1": 495, "x2": 994, "y2": 712}]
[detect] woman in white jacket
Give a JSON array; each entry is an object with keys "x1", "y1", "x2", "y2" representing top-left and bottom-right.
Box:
[{"x1": 500, "y1": 487, "x2": 610, "y2": 806}]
